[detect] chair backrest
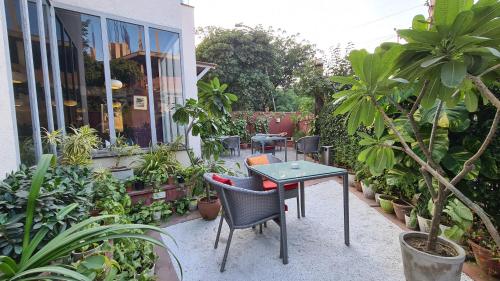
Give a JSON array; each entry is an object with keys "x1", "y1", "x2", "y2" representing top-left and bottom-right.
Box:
[
  {"x1": 297, "y1": 136, "x2": 320, "y2": 153},
  {"x1": 222, "y1": 136, "x2": 240, "y2": 149},
  {"x1": 244, "y1": 154, "x2": 281, "y2": 176},
  {"x1": 203, "y1": 173, "x2": 271, "y2": 227}
]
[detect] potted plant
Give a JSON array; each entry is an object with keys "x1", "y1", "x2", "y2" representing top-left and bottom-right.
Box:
[
  {"x1": 354, "y1": 165, "x2": 370, "y2": 193},
  {"x1": 405, "y1": 209, "x2": 419, "y2": 230},
  {"x1": 109, "y1": 134, "x2": 141, "y2": 180},
  {"x1": 468, "y1": 221, "x2": 500, "y2": 278},
  {"x1": 330, "y1": 1, "x2": 500, "y2": 279},
  {"x1": 360, "y1": 178, "x2": 375, "y2": 199},
  {"x1": 44, "y1": 125, "x2": 100, "y2": 166},
  {"x1": 379, "y1": 194, "x2": 398, "y2": 214}
]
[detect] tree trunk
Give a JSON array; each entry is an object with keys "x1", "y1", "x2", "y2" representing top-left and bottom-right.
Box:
[{"x1": 427, "y1": 184, "x2": 446, "y2": 252}]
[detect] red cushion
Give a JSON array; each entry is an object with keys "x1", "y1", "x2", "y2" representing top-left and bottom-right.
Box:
[
  {"x1": 262, "y1": 180, "x2": 298, "y2": 191},
  {"x1": 212, "y1": 174, "x2": 233, "y2": 186},
  {"x1": 263, "y1": 146, "x2": 275, "y2": 150}
]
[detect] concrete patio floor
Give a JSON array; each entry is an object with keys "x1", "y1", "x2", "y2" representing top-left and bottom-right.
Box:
[{"x1": 161, "y1": 159, "x2": 473, "y2": 281}]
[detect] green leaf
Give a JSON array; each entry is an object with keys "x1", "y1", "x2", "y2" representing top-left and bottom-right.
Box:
[
  {"x1": 412, "y1": 14, "x2": 429, "y2": 31},
  {"x1": 444, "y1": 225, "x2": 465, "y2": 242},
  {"x1": 347, "y1": 104, "x2": 362, "y2": 135},
  {"x1": 421, "y1": 79, "x2": 440, "y2": 108},
  {"x1": 421, "y1": 56, "x2": 446, "y2": 68},
  {"x1": 484, "y1": 47, "x2": 500, "y2": 57},
  {"x1": 464, "y1": 91, "x2": 478, "y2": 112},
  {"x1": 363, "y1": 53, "x2": 382, "y2": 88},
  {"x1": 330, "y1": 76, "x2": 359, "y2": 86},
  {"x1": 434, "y1": 0, "x2": 473, "y2": 27},
  {"x1": 349, "y1": 49, "x2": 368, "y2": 82},
  {"x1": 441, "y1": 147, "x2": 481, "y2": 179},
  {"x1": 411, "y1": 128, "x2": 449, "y2": 163},
  {"x1": 450, "y1": 10, "x2": 474, "y2": 36},
  {"x1": 333, "y1": 95, "x2": 361, "y2": 116},
  {"x1": 397, "y1": 29, "x2": 441, "y2": 45},
  {"x1": 374, "y1": 111, "x2": 385, "y2": 138},
  {"x1": 441, "y1": 60, "x2": 467, "y2": 88},
  {"x1": 11, "y1": 266, "x2": 91, "y2": 281}
]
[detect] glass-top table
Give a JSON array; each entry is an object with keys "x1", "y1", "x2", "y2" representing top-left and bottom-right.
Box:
[
  {"x1": 251, "y1": 135, "x2": 288, "y2": 161},
  {"x1": 248, "y1": 160, "x2": 349, "y2": 264}
]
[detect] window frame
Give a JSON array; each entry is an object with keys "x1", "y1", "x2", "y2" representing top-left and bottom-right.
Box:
[{"x1": 3, "y1": 0, "x2": 187, "y2": 163}]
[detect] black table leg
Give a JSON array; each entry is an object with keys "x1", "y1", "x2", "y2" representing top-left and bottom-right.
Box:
[{"x1": 343, "y1": 173, "x2": 350, "y2": 246}]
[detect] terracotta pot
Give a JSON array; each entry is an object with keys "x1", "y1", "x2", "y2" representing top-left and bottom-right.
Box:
[
  {"x1": 198, "y1": 196, "x2": 221, "y2": 220},
  {"x1": 392, "y1": 199, "x2": 413, "y2": 222},
  {"x1": 468, "y1": 240, "x2": 500, "y2": 277},
  {"x1": 379, "y1": 195, "x2": 397, "y2": 214},
  {"x1": 400, "y1": 231, "x2": 465, "y2": 281},
  {"x1": 168, "y1": 176, "x2": 176, "y2": 185},
  {"x1": 354, "y1": 181, "x2": 362, "y2": 192}
]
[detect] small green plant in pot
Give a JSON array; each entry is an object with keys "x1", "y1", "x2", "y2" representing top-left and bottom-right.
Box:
[{"x1": 109, "y1": 134, "x2": 141, "y2": 180}]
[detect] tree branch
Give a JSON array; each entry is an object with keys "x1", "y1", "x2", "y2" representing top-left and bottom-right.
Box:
[
  {"x1": 451, "y1": 108, "x2": 500, "y2": 185},
  {"x1": 370, "y1": 96, "x2": 500, "y2": 248},
  {"x1": 468, "y1": 75, "x2": 500, "y2": 110},
  {"x1": 479, "y1": 63, "x2": 500, "y2": 78}
]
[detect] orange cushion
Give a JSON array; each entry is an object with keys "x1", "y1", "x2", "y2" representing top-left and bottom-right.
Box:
[
  {"x1": 262, "y1": 180, "x2": 298, "y2": 191},
  {"x1": 247, "y1": 155, "x2": 269, "y2": 166},
  {"x1": 212, "y1": 174, "x2": 233, "y2": 186}
]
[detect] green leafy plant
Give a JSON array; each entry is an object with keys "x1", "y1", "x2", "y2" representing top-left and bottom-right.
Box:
[
  {"x1": 135, "y1": 143, "x2": 181, "y2": 188},
  {"x1": 173, "y1": 77, "x2": 237, "y2": 160},
  {"x1": 128, "y1": 201, "x2": 172, "y2": 225},
  {"x1": 443, "y1": 199, "x2": 473, "y2": 243},
  {"x1": 0, "y1": 165, "x2": 93, "y2": 260},
  {"x1": 331, "y1": 0, "x2": 500, "y2": 252},
  {"x1": 173, "y1": 198, "x2": 190, "y2": 216},
  {"x1": 45, "y1": 126, "x2": 101, "y2": 166},
  {"x1": 110, "y1": 134, "x2": 142, "y2": 169},
  {"x1": 0, "y1": 154, "x2": 180, "y2": 280}
]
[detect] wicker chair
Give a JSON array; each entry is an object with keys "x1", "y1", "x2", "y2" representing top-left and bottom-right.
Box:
[
  {"x1": 204, "y1": 173, "x2": 282, "y2": 272},
  {"x1": 244, "y1": 154, "x2": 301, "y2": 219},
  {"x1": 251, "y1": 135, "x2": 276, "y2": 155},
  {"x1": 221, "y1": 136, "x2": 240, "y2": 156},
  {"x1": 295, "y1": 136, "x2": 320, "y2": 161}
]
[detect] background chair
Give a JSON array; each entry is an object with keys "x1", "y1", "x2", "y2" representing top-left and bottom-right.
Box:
[
  {"x1": 221, "y1": 136, "x2": 241, "y2": 156},
  {"x1": 204, "y1": 173, "x2": 282, "y2": 272},
  {"x1": 244, "y1": 154, "x2": 301, "y2": 218},
  {"x1": 295, "y1": 136, "x2": 320, "y2": 161}
]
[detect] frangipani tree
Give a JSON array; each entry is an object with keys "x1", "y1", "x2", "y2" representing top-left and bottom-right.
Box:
[{"x1": 332, "y1": 0, "x2": 499, "y2": 251}]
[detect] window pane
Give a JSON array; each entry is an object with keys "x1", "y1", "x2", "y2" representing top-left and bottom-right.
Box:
[
  {"x1": 149, "y1": 28, "x2": 184, "y2": 144},
  {"x1": 5, "y1": 0, "x2": 54, "y2": 164},
  {"x1": 107, "y1": 19, "x2": 151, "y2": 147},
  {"x1": 55, "y1": 9, "x2": 108, "y2": 142}
]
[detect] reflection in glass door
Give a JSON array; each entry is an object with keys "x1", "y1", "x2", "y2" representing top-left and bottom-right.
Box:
[{"x1": 149, "y1": 28, "x2": 183, "y2": 144}]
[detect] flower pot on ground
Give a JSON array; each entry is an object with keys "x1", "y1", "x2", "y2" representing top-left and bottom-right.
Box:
[
  {"x1": 392, "y1": 199, "x2": 413, "y2": 222},
  {"x1": 375, "y1": 193, "x2": 382, "y2": 206},
  {"x1": 405, "y1": 216, "x2": 418, "y2": 231},
  {"x1": 417, "y1": 215, "x2": 432, "y2": 233},
  {"x1": 354, "y1": 181, "x2": 362, "y2": 192},
  {"x1": 198, "y1": 196, "x2": 221, "y2": 220},
  {"x1": 379, "y1": 195, "x2": 397, "y2": 214},
  {"x1": 188, "y1": 198, "x2": 198, "y2": 211},
  {"x1": 400, "y1": 231, "x2": 465, "y2": 281},
  {"x1": 361, "y1": 181, "x2": 375, "y2": 199},
  {"x1": 468, "y1": 240, "x2": 500, "y2": 277}
]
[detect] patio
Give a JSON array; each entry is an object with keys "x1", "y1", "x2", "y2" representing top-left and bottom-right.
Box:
[{"x1": 160, "y1": 150, "x2": 473, "y2": 281}]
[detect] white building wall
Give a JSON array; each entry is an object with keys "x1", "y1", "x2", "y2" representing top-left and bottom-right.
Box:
[
  {"x1": 0, "y1": 0, "x2": 201, "y2": 178},
  {"x1": 0, "y1": 0, "x2": 21, "y2": 178}
]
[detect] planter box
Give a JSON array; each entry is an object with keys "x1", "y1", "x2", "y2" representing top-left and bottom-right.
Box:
[
  {"x1": 110, "y1": 167, "x2": 134, "y2": 181},
  {"x1": 128, "y1": 184, "x2": 185, "y2": 205}
]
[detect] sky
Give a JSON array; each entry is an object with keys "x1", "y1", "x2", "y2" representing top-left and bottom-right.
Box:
[{"x1": 191, "y1": 0, "x2": 428, "y2": 54}]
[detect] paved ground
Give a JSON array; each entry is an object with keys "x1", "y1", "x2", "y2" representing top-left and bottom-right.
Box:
[{"x1": 161, "y1": 178, "x2": 473, "y2": 281}]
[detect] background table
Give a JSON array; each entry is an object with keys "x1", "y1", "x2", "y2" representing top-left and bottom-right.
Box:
[
  {"x1": 251, "y1": 135, "x2": 288, "y2": 161},
  {"x1": 248, "y1": 160, "x2": 349, "y2": 264}
]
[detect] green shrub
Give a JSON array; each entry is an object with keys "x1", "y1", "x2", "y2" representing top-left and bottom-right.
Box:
[
  {"x1": 317, "y1": 101, "x2": 369, "y2": 170},
  {"x1": 0, "y1": 165, "x2": 93, "y2": 260}
]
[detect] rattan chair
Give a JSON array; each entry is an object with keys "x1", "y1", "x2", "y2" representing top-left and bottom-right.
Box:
[
  {"x1": 295, "y1": 136, "x2": 320, "y2": 161},
  {"x1": 204, "y1": 173, "x2": 282, "y2": 272},
  {"x1": 221, "y1": 136, "x2": 241, "y2": 156},
  {"x1": 244, "y1": 154, "x2": 301, "y2": 219}
]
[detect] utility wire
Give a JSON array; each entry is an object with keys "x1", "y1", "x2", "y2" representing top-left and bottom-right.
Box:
[{"x1": 352, "y1": 3, "x2": 424, "y2": 29}]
